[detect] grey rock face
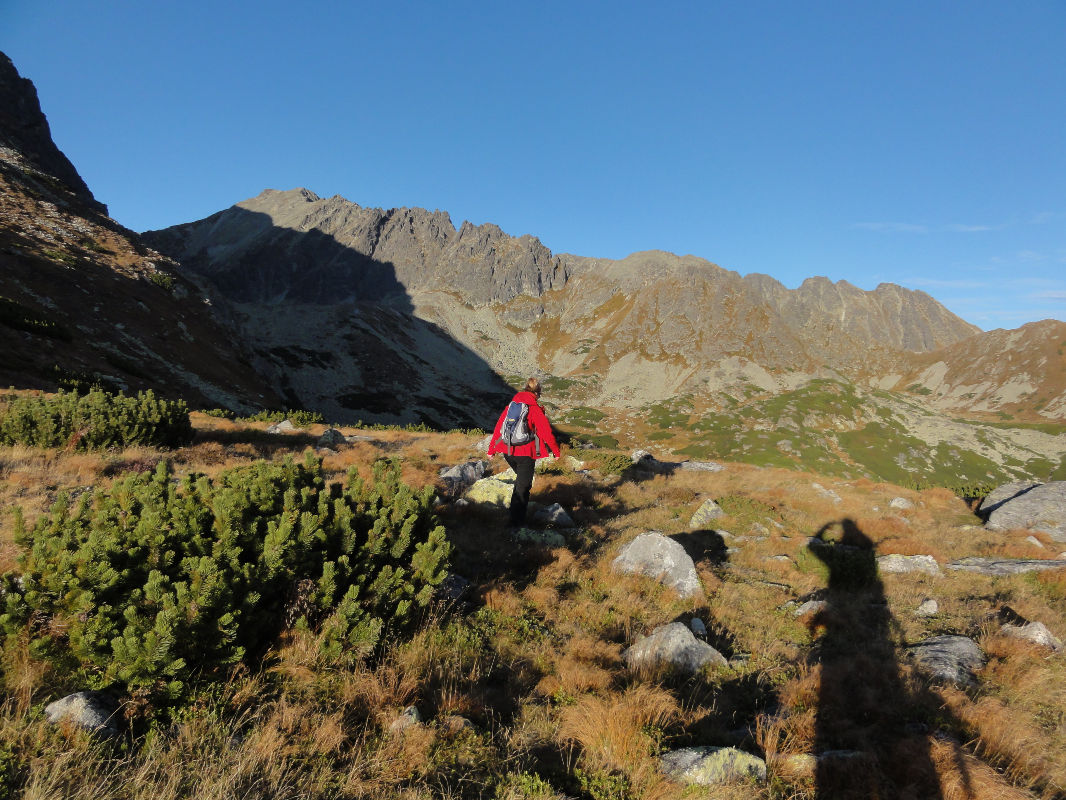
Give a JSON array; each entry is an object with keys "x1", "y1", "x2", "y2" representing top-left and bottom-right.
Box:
[
  {"x1": 624, "y1": 623, "x2": 728, "y2": 675},
  {"x1": 907, "y1": 635, "x2": 984, "y2": 685},
  {"x1": 876, "y1": 554, "x2": 941, "y2": 576},
  {"x1": 985, "y1": 482, "x2": 1066, "y2": 541},
  {"x1": 689, "y1": 499, "x2": 725, "y2": 529},
  {"x1": 946, "y1": 557, "x2": 1066, "y2": 575},
  {"x1": 612, "y1": 532, "x2": 703, "y2": 599},
  {"x1": 978, "y1": 481, "x2": 1041, "y2": 517},
  {"x1": 1000, "y1": 621, "x2": 1063, "y2": 651},
  {"x1": 660, "y1": 746, "x2": 767, "y2": 785},
  {"x1": 44, "y1": 691, "x2": 120, "y2": 737}
]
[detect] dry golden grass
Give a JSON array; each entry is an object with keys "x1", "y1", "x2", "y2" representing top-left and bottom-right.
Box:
[{"x1": 3, "y1": 414, "x2": 1066, "y2": 798}]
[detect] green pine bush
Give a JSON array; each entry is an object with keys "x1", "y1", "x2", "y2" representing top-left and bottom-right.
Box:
[
  {"x1": 0, "y1": 388, "x2": 192, "y2": 450},
  {"x1": 0, "y1": 454, "x2": 450, "y2": 705}
]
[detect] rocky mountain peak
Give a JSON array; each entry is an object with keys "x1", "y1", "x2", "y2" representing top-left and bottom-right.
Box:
[{"x1": 0, "y1": 51, "x2": 106, "y2": 215}]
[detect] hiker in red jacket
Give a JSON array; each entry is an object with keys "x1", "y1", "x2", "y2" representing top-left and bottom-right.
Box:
[{"x1": 488, "y1": 377, "x2": 561, "y2": 527}]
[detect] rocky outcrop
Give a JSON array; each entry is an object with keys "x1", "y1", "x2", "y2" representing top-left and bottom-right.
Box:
[
  {"x1": 44, "y1": 691, "x2": 120, "y2": 737},
  {"x1": 947, "y1": 557, "x2": 1066, "y2": 575}
]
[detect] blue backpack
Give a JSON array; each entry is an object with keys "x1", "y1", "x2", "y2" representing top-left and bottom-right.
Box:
[{"x1": 500, "y1": 401, "x2": 533, "y2": 451}]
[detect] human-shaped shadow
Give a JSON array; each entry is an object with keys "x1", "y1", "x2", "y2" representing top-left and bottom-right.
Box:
[{"x1": 808, "y1": 519, "x2": 946, "y2": 799}]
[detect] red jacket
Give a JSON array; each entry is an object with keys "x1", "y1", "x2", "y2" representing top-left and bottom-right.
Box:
[{"x1": 488, "y1": 391, "x2": 561, "y2": 459}]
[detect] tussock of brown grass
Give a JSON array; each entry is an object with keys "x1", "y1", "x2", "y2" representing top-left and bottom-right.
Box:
[{"x1": 558, "y1": 683, "x2": 678, "y2": 775}]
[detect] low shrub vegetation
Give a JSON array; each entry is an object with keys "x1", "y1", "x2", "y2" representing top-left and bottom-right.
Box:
[{"x1": 0, "y1": 388, "x2": 192, "y2": 450}]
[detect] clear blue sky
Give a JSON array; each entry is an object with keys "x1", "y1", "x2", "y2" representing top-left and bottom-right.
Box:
[{"x1": 5, "y1": 1, "x2": 1064, "y2": 330}]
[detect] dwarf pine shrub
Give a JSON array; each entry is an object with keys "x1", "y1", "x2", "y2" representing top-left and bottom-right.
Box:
[
  {"x1": 0, "y1": 388, "x2": 191, "y2": 450},
  {"x1": 0, "y1": 454, "x2": 449, "y2": 705}
]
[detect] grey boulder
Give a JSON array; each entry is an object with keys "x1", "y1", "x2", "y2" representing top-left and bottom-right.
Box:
[
  {"x1": 689, "y1": 498, "x2": 725, "y2": 529},
  {"x1": 984, "y1": 481, "x2": 1066, "y2": 542},
  {"x1": 624, "y1": 622, "x2": 727, "y2": 676},
  {"x1": 612, "y1": 532, "x2": 703, "y2": 599},
  {"x1": 907, "y1": 635, "x2": 984, "y2": 685},
  {"x1": 44, "y1": 691, "x2": 120, "y2": 737},
  {"x1": 877, "y1": 554, "x2": 941, "y2": 576},
  {"x1": 1001, "y1": 620, "x2": 1063, "y2": 652}
]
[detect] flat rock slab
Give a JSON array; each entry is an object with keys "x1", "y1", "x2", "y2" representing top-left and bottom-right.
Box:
[
  {"x1": 907, "y1": 634, "x2": 984, "y2": 685},
  {"x1": 946, "y1": 557, "x2": 1066, "y2": 575},
  {"x1": 661, "y1": 746, "x2": 767, "y2": 785},
  {"x1": 45, "y1": 691, "x2": 120, "y2": 737},
  {"x1": 612, "y1": 532, "x2": 703, "y2": 599},
  {"x1": 625, "y1": 623, "x2": 728, "y2": 676},
  {"x1": 877, "y1": 554, "x2": 941, "y2": 576},
  {"x1": 985, "y1": 481, "x2": 1066, "y2": 542},
  {"x1": 679, "y1": 460, "x2": 725, "y2": 472}
]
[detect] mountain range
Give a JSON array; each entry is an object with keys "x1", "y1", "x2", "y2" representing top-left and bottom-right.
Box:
[{"x1": 2, "y1": 50, "x2": 1064, "y2": 485}]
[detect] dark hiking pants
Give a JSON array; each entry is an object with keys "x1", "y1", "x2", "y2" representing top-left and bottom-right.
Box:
[{"x1": 504, "y1": 454, "x2": 535, "y2": 526}]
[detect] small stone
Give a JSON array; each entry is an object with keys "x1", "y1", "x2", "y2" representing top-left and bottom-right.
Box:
[
  {"x1": 530, "y1": 502, "x2": 575, "y2": 528},
  {"x1": 317, "y1": 428, "x2": 347, "y2": 448},
  {"x1": 1026, "y1": 535, "x2": 1045, "y2": 549},
  {"x1": 793, "y1": 600, "x2": 827, "y2": 617},
  {"x1": 1000, "y1": 621, "x2": 1063, "y2": 651},
  {"x1": 916, "y1": 599, "x2": 939, "y2": 617},
  {"x1": 44, "y1": 691, "x2": 120, "y2": 737},
  {"x1": 266, "y1": 419, "x2": 297, "y2": 434},
  {"x1": 510, "y1": 527, "x2": 566, "y2": 547},
  {"x1": 690, "y1": 617, "x2": 707, "y2": 638},
  {"x1": 690, "y1": 498, "x2": 725, "y2": 529},
  {"x1": 889, "y1": 497, "x2": 915, "y2": 510},
  {"x1": 389, "y1": 705, "x2": 422, "y2": 735}
]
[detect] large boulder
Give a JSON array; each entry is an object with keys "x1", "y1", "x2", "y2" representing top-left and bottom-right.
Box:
[
  {"x1": 612, "y1": 532, "x2": 703, "y2": 599},
  {"x1": 984, "y1": 481, "x2": 1066, "y2": 542},
  {"x1": 978, "y1": 481, "x2": 1041, "y2": 517},
  {"x1": 624, "y1": 622, "x2": 727, "y2": 675},
  {"x1": 439, "y1": 460, "x2": 489, "y2": 498},
  {"x1": 44, "y1": 691, "x2": 120, "y2": 737},
  {"x1": 660, "y1": 746, "x2": 767, "y2": 785},
  {"x1": 907, "y1": 635, "x2": 984, "y2": 685}
]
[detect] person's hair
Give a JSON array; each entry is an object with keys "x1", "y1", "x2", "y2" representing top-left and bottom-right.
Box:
[{"x1": 524, "y1": 377, "x2": 541, "y2": 396}]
